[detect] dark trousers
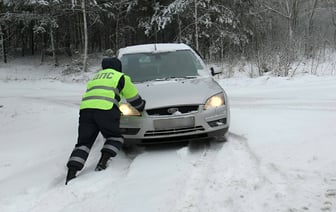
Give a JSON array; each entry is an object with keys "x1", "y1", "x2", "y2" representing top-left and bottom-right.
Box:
[{"x1": 67, "y1": 107, "x2": 123, "y2": 171}]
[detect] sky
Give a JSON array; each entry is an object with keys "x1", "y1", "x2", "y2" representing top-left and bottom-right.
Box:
[{"x1": 0, "y1": 57, "x2": 336, "y2": 212}]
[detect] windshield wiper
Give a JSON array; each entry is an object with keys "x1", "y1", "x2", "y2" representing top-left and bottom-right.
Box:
[
  {"x1": 154, "y1": 76, "x2": 198, "y2": 81},
  {"x1": 184, "y1": 76, "x2": 198, "y2": 79}
]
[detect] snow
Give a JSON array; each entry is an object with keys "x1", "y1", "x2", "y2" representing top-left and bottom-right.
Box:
[
  {"x1": 117, "y1": 43, "x2": 190, "y2": 57},
  {"x1": 1, "y1": 58, "x2": 336, "y2": 212}
]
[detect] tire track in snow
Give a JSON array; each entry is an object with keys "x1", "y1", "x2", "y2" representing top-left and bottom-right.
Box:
[
  {"x1": 188, "y1": 132, "x2": 336, "y2": 212},
  {"x1": 173, "y1": 132, "x2": 296, "y2": 212},
  {"x1": 172, "y1": 139, "x2": 225, "y2": 212},
  {"x1": 210, "y1": 132, "x2": 305, "y2": 212}
]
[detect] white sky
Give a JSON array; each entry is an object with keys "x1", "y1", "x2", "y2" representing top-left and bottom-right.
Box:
[{"x1": 0, "y1": 60, "x2": 336, "y2": 212}]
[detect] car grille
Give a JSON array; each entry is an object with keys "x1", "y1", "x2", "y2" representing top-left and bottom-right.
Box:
[
  {"x1": 144, "y1": 126, "x2": 204, "y2": 137},
  {"x1": 141, "y1": 133, "x2": 209, "y2": 144},
  {"x1": 146, "y1": 105, "x2": 199, "y2": 116}
]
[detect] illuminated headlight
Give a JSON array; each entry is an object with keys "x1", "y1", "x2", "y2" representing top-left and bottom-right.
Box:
[
  {"x1": 204, "y1": 93, "x2": 225, "y2": 110},
  {"x1": 119, "y1": 103, "x2": 141, "y2": 116}
]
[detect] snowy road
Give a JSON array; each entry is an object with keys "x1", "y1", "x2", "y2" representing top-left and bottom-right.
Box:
[{"x1": 0, "y1": 76, "x2": 336, "y2": 212}]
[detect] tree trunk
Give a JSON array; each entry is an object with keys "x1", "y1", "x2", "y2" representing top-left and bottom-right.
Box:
[
  {"x1": 50, "y1": 25, "x2": 58, "y2": 66},
  {"x1": 288, "y1": 18, "x2": 293, "y2": 42},
  {"x1": 333, "y1": 4, "x2": 336, "y2": 49},
  {"x1": 40, "y1": 33, "x2": 45, "y2": 64},
  {"x1": 82, "y1": 0, "x2": 88, "y2": 72},
  {"x1": 30, "y1": 21, "x2": 35, "y2": 55},
  {"x1": 76, "y1": 12, "x2": 82, "y2": 51},
  {"x1": 305, "y1": 0, "x2": 318, "y2": 58},
  {"x1": 115, "y1": 17, "x2": 119, "y2": 51},
  {"x1": 0, "y1": 25, "x2": 7, "y2": 63},
  {"x1": 194, "y1": 0, "x2": 199, "y2": 51},
  {"x1": 178, "y1": 14, "x2": 182, "y2": 43},
  {"x1": 21, "y1": 31, "x2": 25, "y2": 57},
  {"x1": 115, "y1": 3, "x2": 121, "y2": 51}
]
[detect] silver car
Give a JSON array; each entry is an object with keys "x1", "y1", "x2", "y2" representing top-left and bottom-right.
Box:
[{"x1": 117, "y1": 43, "x2": 230, "y2": 145}]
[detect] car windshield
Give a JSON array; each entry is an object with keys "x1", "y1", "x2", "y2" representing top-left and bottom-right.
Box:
[{"x1": 120, "y1": 50, "x2": 208, "y2": 82}]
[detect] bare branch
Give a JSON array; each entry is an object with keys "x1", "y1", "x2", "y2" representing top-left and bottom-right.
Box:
[{"x1": 262, "y1": 3, "x2": 290, "y2": 19}]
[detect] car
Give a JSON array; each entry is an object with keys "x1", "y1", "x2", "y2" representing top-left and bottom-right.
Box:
[{"x1": 116, "y1": 43, "x2": 230, "y2": 145}]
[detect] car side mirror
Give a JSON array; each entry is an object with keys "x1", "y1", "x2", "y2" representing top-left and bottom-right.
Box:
[{"x1": 210, "y1": 67, "x2": 220, "y2": 76}]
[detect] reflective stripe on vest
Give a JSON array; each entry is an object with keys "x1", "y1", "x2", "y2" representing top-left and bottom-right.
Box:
[
  {"x1": 82, "y1": 96, "x2": 119, "y2": 105},
  {"x1": 86, "y1": 86, "x2": 120, "y2": 97},
  {"x1": 80, "y1": 69, "x2": 123, "y2": 110}
]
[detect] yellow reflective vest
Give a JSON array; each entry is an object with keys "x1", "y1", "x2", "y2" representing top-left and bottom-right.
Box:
[{"x1": 80, "y1": 68, "x2": 139, "y2": 110}]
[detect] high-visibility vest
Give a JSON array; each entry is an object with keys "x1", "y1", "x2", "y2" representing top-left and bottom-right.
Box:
[{"x1": 80, "y1": 68, "x2": 138, "y2": 110}]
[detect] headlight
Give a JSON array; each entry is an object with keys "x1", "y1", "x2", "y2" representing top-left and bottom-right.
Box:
[
  {"x1": 119, "y1": 103, "x2": 141, "y2": 116},
  {"x1": 204, "y1": 93, "x2": 225, "y2": 110}
]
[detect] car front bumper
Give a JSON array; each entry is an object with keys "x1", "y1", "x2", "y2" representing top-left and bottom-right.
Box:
[{"x1": 120, "y1": 105, "x2": 230, "y2": 145}]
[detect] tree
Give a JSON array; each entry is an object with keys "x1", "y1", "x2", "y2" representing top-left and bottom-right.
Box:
[
  {"x1": 0, "y1": 24, "x2": 7, "y2": 63},
  {"x1": 142, "y1": 0, "x2": 256, "y2": 60},
  {"x1": 304, "y1": 0, "x2": 318, "y2": 58},
  {"x1": 0, "y1": 0, "x2": 334, "y2": 74},
  {"x1": 261, "y1": 0, "x2": 301, "y2": 42},
  {"x1": 82, "y1": 0, "x2": 88, "y2": 71},
  {"x1": 97, "y1": 0, "x2": 137, "y2": 50}
]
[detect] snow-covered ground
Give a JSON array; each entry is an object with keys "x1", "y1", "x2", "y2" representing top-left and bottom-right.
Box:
[{"x1": 0, "y1": 59, "x2": 336, "y2": 212}]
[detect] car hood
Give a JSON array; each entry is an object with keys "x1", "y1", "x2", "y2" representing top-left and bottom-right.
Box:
[{"x1": 134, "y1": 77, "x2": 223, "y2": 109}]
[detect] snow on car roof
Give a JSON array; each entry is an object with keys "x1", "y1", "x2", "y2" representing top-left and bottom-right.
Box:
[{"x1": 117, "y1": 43, "x2": 191, "y2": 57}]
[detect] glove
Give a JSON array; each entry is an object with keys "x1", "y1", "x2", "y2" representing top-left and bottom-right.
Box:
[{"x1": 138, "y1": 99, "x2": 146, "y2": 112}]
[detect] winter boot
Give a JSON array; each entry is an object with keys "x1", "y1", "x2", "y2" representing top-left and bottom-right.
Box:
[
  {"x1": 95, "y1": 152, "x2": 111, "y2": 171},
  {"x1": 65, "y1": 169, "x2": 77, "y2": 185}
]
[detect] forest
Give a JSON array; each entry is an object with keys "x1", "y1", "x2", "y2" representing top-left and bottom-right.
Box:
[{"x1": 0, "y1": 0, "x2": 335, "y2": 76}]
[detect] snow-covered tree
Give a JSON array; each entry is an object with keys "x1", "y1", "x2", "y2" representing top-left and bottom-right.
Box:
[
  {"x1": 0, "y1": 0, "x2": 334, "y2": 67},
  {"x1": 141, "y1": 0, "x2": 257, "y2": 60},
  {"x1": 97, "y1": 0, "x2": 137, "y2": 50}
]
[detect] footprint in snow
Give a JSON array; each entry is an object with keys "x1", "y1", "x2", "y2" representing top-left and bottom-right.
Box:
[
  {"x1": 321, "y1": 201, "x2": 332, "y2": 211},
  {"x1": 320, "y1": 188, "x2": 336, "y2": 211},
  {"x1": 325, "y1": 189, "x2": 336, "y2": 198}
]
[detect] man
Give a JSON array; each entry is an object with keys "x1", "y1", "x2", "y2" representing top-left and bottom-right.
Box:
[{"x1": 65, "y1": 57, "x2": 145, "y2": 185}]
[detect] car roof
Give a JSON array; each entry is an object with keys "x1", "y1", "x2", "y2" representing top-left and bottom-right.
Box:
[{"x1": 117, "y1": 43, "x2": 192, "y2": 57}]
